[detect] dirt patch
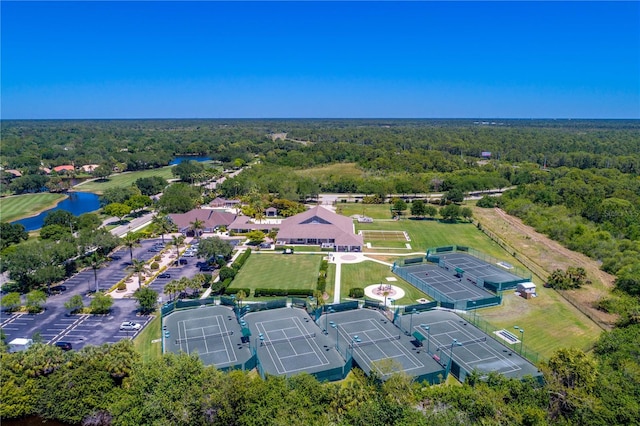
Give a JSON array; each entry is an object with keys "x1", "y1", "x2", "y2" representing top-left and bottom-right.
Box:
[{"x1": 473, "y1": 207, "x2": 617, "y2": 329}]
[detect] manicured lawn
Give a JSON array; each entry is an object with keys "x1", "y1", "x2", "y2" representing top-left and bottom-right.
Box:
[
  {"x1": 74, "y1": 166, "x2": 177, "y2": 194},
  {"x1": 0, "y1": 193, "x2": 67, "y2": 222},
  {"x1": 336, "y1": 203, "x2": 396, "y2": 219},
  {"x1": 134, "y1": 313, "x2": 162, "y2": 363},
  {"x1": 339, "y1": 260, "x2": 430, "y2": 306},
  {"x1": 230, "y1": 253, "x2": 323, "y2": 296}
]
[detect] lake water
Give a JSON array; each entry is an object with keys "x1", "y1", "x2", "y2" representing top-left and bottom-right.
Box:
[
  {"x1": 169, "y1": 156, "x2": 212, "y2": 165},
  {"x1": 12, "y1": 192, "x2": 101, "y2": 231}
]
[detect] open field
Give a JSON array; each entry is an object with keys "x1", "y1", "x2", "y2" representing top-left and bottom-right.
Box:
[
  {"x1": 357, "y1": 218, "x2": 514, "y2": 261},
  {"x1": 336, "y1": 203, "x2": 396, "y2": 219},
  {"x1": 230, "y1": 253, "x2": 323, "y2": 296},
  {"x1": 472, "y1": 206, "x2": 617, "y2": 330},
  {"x1": 0, "y1": 193, "x2": 66, "y2": 222},
  {"x1": 293, "y1": 162, "x2": 365, "y2": 180},
  {"x1": 340, "y1": 261, "x2": 429, "y2": 306},
  {"x1": 134, "y1": 313, "x2": 162, "y2": 363},
  {"x1": 74, "y1": 166, "x2": 176, "y2": 193}
]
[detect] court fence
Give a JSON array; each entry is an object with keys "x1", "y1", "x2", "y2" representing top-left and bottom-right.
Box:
[
  {"x1": 161, "y1": 297, "x2": 217, "y2": 318},
  {"x1": 426, "y1": 245, "x2": 532, "y2": 285},
  {"x1": 457, "y1": 311, "x2": 541, "y2": 364},
  {"x1": 392, "y1": 264, "x2": 501, "y2": 310},
  {"x1": 403, "y1": 301, "x2": 438, "y2": 314}
]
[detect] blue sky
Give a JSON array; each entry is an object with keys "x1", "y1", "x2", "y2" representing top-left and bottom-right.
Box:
[{"x1": 2, "y1": 1, "x2": 639, "y2": 119}]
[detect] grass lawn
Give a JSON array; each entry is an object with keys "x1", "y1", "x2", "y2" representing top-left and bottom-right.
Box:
[
  {"x1": 293, "y1": 163, "x2": 365, "y2": 180},
  {"x1": 0, "y1": 193, "x2": 66, "y2": 222},
  {"x1": 356, "y1": 218, "x2": 516, "y2": 262},
  {"x1": 230, "y1": 253, "x2": 324, "y2": 297},
  {"x1": 134, "y1": 313, "x2": 162, "y2": 363},
  {"x1": 336, "y1": 203, "x2": 396, "y2": 220},
  {"x1": 340, "y1": 260, "x2": 430, "y2": 306},
  {"x1": 74, "y1": 166, "x2": 176, "y2": 194}
]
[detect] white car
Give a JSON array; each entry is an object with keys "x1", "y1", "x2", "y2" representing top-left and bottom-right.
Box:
[{"x1": 120, "y1": 321, "x2": 141, "y2": 331}]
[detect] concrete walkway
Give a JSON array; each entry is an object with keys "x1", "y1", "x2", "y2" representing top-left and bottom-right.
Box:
[{"x1": 328, "y1": 252, "x2": 394, "y2": 304}]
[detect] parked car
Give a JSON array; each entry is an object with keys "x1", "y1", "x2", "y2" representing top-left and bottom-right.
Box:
[
  {"x1": 199, "y1": 265, "x2": 215, "y2": 272},
  {"x1": 120, "y1": 321, "x2": 142, "y2": 331},
  {"x1": 54, "y1": 341, "x2": 73, "y2": 351},
  {"x1": 110, "y1": 255, "x2": 122, "y2": 260},
  {"x1": 173, "y1": 258, "x2": 188, "y2": 266},
  {"x1": 148, "y1": 248, "x2": 162, "y2": 253},
  {"x1": 158, "y1": 273, "x2": 171, "y2": 279},
  {"x1": 49, "y1": 285, "x2": 67, "y2": 294}
]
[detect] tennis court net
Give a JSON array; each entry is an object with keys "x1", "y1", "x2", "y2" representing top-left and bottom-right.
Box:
[
  {"x1": 352, "y1": 335, "x2": 401, "y2": 347},
  {"x1": 260, "y1": 332, "x2": 316, "y2": 347},
  {"x1": 175, "y1": 330, "x2": 233, "y2": 344}
]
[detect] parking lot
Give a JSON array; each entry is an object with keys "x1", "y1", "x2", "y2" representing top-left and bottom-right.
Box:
[{"x1": 1, "y1": 237, "x2": 199, "y2": 350}]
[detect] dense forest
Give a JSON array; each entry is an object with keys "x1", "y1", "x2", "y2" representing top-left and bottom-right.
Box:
[
  {"x1": 2, "y1": 324, "x2": 639, "y2": 426},
  {"x1": 1, "y1": 119, "x2": 639, "y2": 425}
]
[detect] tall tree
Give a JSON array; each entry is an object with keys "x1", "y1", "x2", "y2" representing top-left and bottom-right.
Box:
[
  {"x1": 152, "y1": 214, "x2": 176, "y2": 243},
  {"x1": 121, "y1": 232, "x2": 141, "y2": 263},
  {"x1": 189, "y1": 218, "x2": 205, "y2": 240}
]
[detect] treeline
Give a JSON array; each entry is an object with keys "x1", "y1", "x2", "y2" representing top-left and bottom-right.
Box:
[
  {"x1": 2, "y1": 119, "x2": 638, "y2": 174},
  {"x1": 2, "y1": 324, "x2": 639, "y2": 425}
]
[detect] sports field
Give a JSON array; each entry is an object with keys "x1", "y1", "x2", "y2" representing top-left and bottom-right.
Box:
[
  {"x1": 74, "y1": 166, "x2": 176, "y2": 193},
  {"x1": 230, "y1": 254, "x2": 323, "y2": 295},
  {"x1": 0, "y1": 193, "x2": 66, "y2": 222}
]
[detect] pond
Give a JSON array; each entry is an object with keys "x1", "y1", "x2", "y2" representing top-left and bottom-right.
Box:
[
  {"x1": 169, "y1": 156, "x2": 212, "y2": 165},
  {"x1": 12, "y1": 192, "x2": 101, "y2": 232}
]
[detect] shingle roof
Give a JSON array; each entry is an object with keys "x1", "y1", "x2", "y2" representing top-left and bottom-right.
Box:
[
  {"x1": 169, "y1": 209, "x2": 237, "y2": 231},
  {"x1": 277, "y1": 205, "x2": 363, "y2": 247}
]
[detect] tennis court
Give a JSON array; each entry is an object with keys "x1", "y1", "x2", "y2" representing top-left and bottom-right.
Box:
[
  {"x1": 246, "y1": 308, "x2": 345, "y2": 378},
  {"x1": 322, "y1": 309, "x2": 445, "y2": 382},
  {"x1": 438, "y1": 253, "x2": 525, "y2": 288},
  {"x1": 397, "y1": 263, "x2": 496, "y2": 302},
  {"x1": 163, "y1": 306, "x2": 253, "y2": 369},
  {"x1": 408, "y1": 310, "x2": 541, "y2": 381}
]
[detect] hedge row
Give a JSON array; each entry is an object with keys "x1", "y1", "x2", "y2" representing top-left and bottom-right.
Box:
[
  {"x1": 254, "y1": 288, "x2": 315, "y2": 297},
  {"x1": 223, "y1": 287, "x2": 251, "y2": 297},
  {"x1": 317, "y1": 259, "x2": 329, "y2": 293},
  {"x1": 232, "y1": 248, "x2": 252, "y2": 271}
]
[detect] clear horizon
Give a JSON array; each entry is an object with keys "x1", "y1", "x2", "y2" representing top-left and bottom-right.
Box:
[{"x1": 2, "y1": 1, "x2": 639, "y2": 120}]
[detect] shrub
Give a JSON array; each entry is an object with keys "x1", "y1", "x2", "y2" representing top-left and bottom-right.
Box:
[
  {"x1": 219, "y1": 266, "x2": 236, "y2": 281},
  {"x1": 117, "y1": 282, "x2": 127, "y2": 291},
  {"x1": 154, "y1": 255, "x2": 162, "y2": 262},
  {"x1": 349, "y1": 288, "x2": 365, "y2": 298},
  {"x1": 223, "y1": 287, "x2": 251, "y2": 296},
  {"x1": 150, "y1": 261, "x2": 160, "y2": 270},
  {"x1": 254, "y1": 288, "x2": 314, "y2": 297}
]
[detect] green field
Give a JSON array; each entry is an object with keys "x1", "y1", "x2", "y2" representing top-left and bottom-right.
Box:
[
  {"x1": 74, "y1": 166, "x2": 177, "y2": 194},
  {"x1": 230, "y1": 253, "x2": 324, "y2": 296},
  {"x1": 340, "y1": 261, "x2": 430, "y2": 305},
  {"x1": 293, "y1": 163, "x2": 365, "y2": 180},
  {"x1": 0, "y1": 193, "x2": 67, "y2": 222},
  {"x1": 336, "y1": 203, "x2": 396, "y2": 220},
  {"x1": 134, "y1": 313, "x2": 162, "y2": 363}
]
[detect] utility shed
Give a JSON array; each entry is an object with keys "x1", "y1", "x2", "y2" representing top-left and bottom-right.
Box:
[
  {"x1": 8, "y1": 338, "x2": 33, "y2": 353},
  {"x1": 516, "y1": 282, "x2": 537, "y2": 299}
]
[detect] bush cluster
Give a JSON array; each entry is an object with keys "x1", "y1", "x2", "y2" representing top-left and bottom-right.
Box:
[
  {"x1": 349, "y1": 288, "x2": 365, "y2": 298},
  {"x1": 254, "y1": 288, "x2": 314, "y2": 297},
  {"x1": 223, "y1": 287, "x2": 251, "y2": 296},
  {"x1": 317, "y1": 259, "x2": 329, "y2": 293}
]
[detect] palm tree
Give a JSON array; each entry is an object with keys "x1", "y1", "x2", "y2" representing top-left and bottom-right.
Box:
[
  {"x1": 129, "y1": 259, "x2": 148, "y2": 289},
  {"x1": 89, "y1": 252, "x2": 106, "y2": 292},
  {"x1": 189, "y1": 218, "x2": 205, "y2": 240},
  {"x1": 104, "y1": 340, "x2": 139, "y2": 385},
  {"x1": 164, "y1": 280, "x2": 178, "y2": 302},
  {"x1": 152, "y1": 215, "x2": 176, "y2": 244},
  {"x1": 121, "y1": 232, "x2": 141, "y2": 263},
  {"x1": 171, "y1": 234, "x2": 185, "y2": 260},
  {"x1": 236, "y1": 289, "x2": 247, "y2": 308}
]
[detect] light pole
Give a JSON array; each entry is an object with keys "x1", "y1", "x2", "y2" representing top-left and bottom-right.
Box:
[
  {"x1": 389, "y1": 298, "x2": 394, "y2": 312},
  {"x1": 407, "y1": 308, "x2": 418, "y2": 335},
  {"x1": 514, "y1": 326, "x2": 524, "y2": 356},
  {"x1": 325, "y1": 306, "x2": 334, "y2": 334},
  {"x1": 472, "y1": 300, "x2": 477, "y2": 324},
  {"x1": 446, "y1": 339, "x2": 462, "y2": 378},
  {"x1": 420, "y1": 324, "x2": 430, "y2": 355},
  {"x1": 330, "y1": 322, "x2": 339, "y2": 353},
  {"x1": 349, "y1": 335, "x2": 361, "y2": 359}
]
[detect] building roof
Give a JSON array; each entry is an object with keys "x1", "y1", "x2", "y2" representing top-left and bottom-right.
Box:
[
  {"x1": 53, "y1": 165, "x2": 75, "y2": 172},
  {"x1": 81, "y1": 164, "x2": 100, "y2": 172},
  {"x1": 169, "y1": 209, "x2": 237, "y2": 231},
  {"x1": 5, "y1": 169, "x2": 22, "y2": 177},
  {"x1": 228, "y1": 215, "x2": 274, "y2": 232},
  {"x1": 277, "y1": 205, "x2": 363, "y2": 247}
]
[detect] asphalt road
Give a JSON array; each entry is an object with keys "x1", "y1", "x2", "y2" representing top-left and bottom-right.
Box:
[{"x1": 1, "y1": 238, "x2": 203, "y2": 351}]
